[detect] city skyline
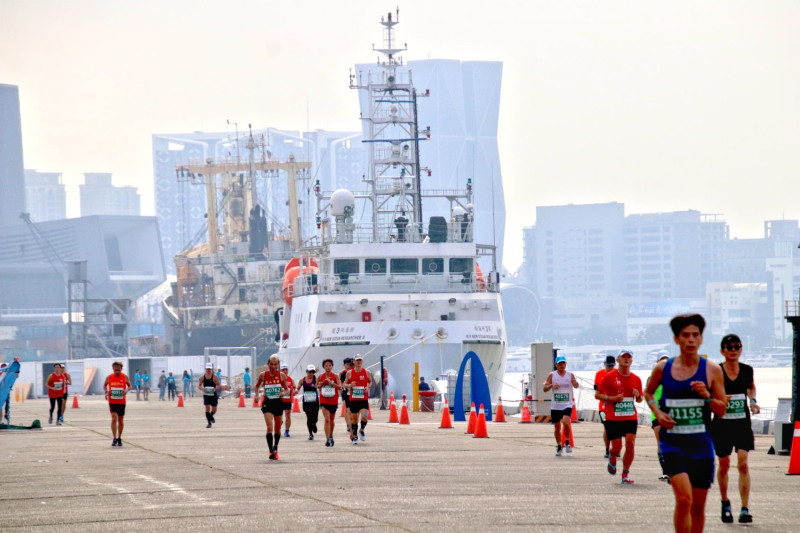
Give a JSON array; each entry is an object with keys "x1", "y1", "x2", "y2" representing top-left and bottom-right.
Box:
[{"x1": 2, "y1": 1, "x2": 798, "y2": 271}]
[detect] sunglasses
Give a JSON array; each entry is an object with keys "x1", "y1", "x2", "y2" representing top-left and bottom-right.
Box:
[{"x1": 724, "y1": 343, "x2": 742, "y2": 351}]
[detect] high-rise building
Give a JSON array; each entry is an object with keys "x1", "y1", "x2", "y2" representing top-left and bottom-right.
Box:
[
  {"x1": 79, "y1": 173, "x2": 140, "y2": 217},
  {"x1": 24, "y1": 169, "x2": 66, "y2": 222},
  {"x1": 0, "y1": 84, "x2": 26, "y2": 228}
]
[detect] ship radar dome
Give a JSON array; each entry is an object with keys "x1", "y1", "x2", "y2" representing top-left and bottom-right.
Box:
[
  {"x1": 452, "y1": 206, "x2": 466, "y2": 217},
  {"x1": 330, "y1": 189, "x2": 355, "y2": 217}
]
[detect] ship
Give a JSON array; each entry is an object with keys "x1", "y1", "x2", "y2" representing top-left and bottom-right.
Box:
[
  {"x1": 276, "y1": 11, "x2": 508, "y2": 400},
  {"x1": 162, "y1": 130, "x2": 311, "y2": 364}
]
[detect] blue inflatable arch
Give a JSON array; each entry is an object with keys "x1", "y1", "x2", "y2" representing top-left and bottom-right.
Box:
[{"x1": 453, "y1": 350, "x2": 492, "y2": 422}]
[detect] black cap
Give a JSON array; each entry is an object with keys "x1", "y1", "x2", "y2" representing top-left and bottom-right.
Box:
[
  {"x1": 605, "y1": 355, "x2": 616, "y2": 366},
  {"x1": 343, "y1": 357, "x2": 354, "y2": 365}
]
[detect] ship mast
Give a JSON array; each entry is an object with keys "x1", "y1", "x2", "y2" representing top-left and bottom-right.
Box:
[{"x1": 351, "y1": 9, "x2": 430, "y2": 242}]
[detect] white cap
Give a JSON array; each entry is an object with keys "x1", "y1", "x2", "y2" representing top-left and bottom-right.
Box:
[
  {"x1": 354, "y1": 354, "x2": 363, "y2": 360},
  {"x1": 280, "y1": 364, "x2": 289, "y2": 370},
  {"x1": 205, "y1": 363, "x2": 213, "y2": 369},
  {"x1": 306, "y1": 364, "x2": 316, "y2": 372}
]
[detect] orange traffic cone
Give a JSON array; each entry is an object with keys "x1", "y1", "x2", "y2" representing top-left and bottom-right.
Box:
[
  {"x1": 390, "y1": 391, "x2": 395, "y2": 406},
  {"x1": 787, "y1": 421, "x2": 800, "y2": 475},
  {"x1": 388, "y1": 399, "x2": 399, "y2": 423},
  {"x1": 260, "y1": 394, "x2": 265, "y2": 407},
  {"x1": 292, "y1": 396, "x2": 301, "y2": 413},
  {"x1": 520, "y1": 405, "x2": 532, "y2": 423},
  {"x1": 339, "y1": 401, "x2": 346, "y2": 417},
  {"x1": 560, "y1": 424, "x2": 575, "y2": 446},
  {"x1": 368, "y1": 405, "x2": 373, "y2": 420},
  {"x1": 252, "y1": 393, "x2": 260, "y2": 407},
  {"x1": 466, "y1": 402, "x2": 477, "y2": 434},
  {"x1": 571, "y1": 398, "x2": 578, "y2": 422},
  {"x1": 72, "y1": 395, "x2": 80, "y2": 409},
  {"x1": 494, "y1": 397, "x2": 506, "y2": 423},
  {"x1": 473, "y1": 404, "x2": 489, "y2": 438},
  {"x1": 399, "y1": 396, "x2": 410, "y2": 425},
  {"x1": 439, "y1": 398, "x2": 453, "y2": 429},
  {"x1": 237, "y1": 392, "x2": 245, "y2": 407},
  {"x1": 177, "y1": 393, "x2": 184, "y2": 408}
]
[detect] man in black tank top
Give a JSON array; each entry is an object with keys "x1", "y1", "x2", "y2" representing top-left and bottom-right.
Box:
[
  {"x1": 198, "y1": 364, "x2": 221, "y2": 428},
  {"x1": 711, "y1": 334, "x2": 759, "y2": 524}
]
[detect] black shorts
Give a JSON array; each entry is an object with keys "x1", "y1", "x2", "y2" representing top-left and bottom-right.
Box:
[
  {"x1": 551, "y1": 408, "x2": 572, "y2": 424},
  {"x1": 662, "y1": 453, "x2": 715, "y2": 489},
  {"x1": 62, "y1": 393, "x2": 68, "y2": 401},
  {"x1": 109, "y1": 403, "x2": 126, "y2": 417},
  {"x1": 282, "y1": 401, "x2": 293, "y2": 412},
  {"x1": 320, "y1": 403, "x2": 338, "y2": 415},
  {"x1": 203, "y1": 394, "x2": 218, "y2": 407},
  {"x1": 711, "y1": 421, "x2": 755, "y2": 457},
  {"x1": 261, "y1": 398, "x2": 284, "y2": 417},
  {"x1": 605, "y1": 419, "x2": 638, "y2": 441},
  {"x1": 349, "y1": 400, "x2": 369, "y2": 413},
  {"x1": 341, "y1": 394, "x2": 351, "y2": 410},
  {"x1": 651, "y1": 419, "x2": 659, "y2": 429}
]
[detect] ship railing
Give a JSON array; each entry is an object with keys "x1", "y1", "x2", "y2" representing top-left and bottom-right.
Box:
[
  {"x1": 289, "y1": 271, "x2": 497, "y2": 296},
  {"x1": 785, "y1": 300, "x2": 800, "y2": 318},
  {"x1": 185, "y1": 250, "x2": 296, "y2": 267},
  {"x1": 322, "y1": 220, "x2": 475, "y2": 245}
]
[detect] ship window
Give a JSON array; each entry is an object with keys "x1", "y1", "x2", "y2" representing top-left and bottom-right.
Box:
[
  {"x1": 365, "y1": 258, "x2": 386, "y2": 274},
  {"x1": 334, "y1": 259, "x2": 360, "y2": 275},
  {"x1": 237, "y1": 267, "x2": 245, "y2": 282},
  {"x1": 422, "y1": 258, "x2": 443, "y2": 275},
  {"x1": 390, "y1": 258, "x2": 418, "y2": 274},
  {"x1": 449, "y1": 258, "x2": 473, "y2": 274},
  {"x1": 238, "y1": 288, "x2": 246, "y2": 302}
]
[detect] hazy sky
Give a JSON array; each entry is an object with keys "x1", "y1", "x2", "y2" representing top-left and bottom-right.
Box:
[{"x1": 2, "y1": 1, "x2": 798, "y2": 271}]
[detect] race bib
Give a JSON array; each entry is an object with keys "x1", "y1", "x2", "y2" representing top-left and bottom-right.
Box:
[
  {"x1": 304, "y1": 390, "x2": 318, "y2": 403},
  {"x1": 204, "y1": 386, "x2": 215, "y2": 396},
  {"x1": 264, "y1": 384, "x2": 281, "y2": 399},
  {"x1": 614, "y1": 397, "x2": 635, "y2": 418},
  {"x1": 553, "y1": 392, "x2": 569, "y2": 403},
  {"x1": 110, "y1": 387, "x2": 124, "y2": 399},
  {"x1": 665, "y1": 398, "x2": 705, "y2": 434},
  {"x1": 321, "y1": 384, "x2": 336, "y2": 398},
  {"x1": 723, "y1": 393, "x2": 747, "y2": 420},
  {"x1": 351, "y1": 386, "x2": 365, "y2": 399},
  {"x1": 54, "y1": 382, "x2": 63, "y2": 390}
]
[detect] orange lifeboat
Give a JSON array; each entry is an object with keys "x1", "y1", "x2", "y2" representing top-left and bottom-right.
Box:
[
  {"x1": 475, "y1": 264, "x2": 486, "y2": 291},
  {"x1": 282, "y1": 258, "x2": 319, "y2": 306}
]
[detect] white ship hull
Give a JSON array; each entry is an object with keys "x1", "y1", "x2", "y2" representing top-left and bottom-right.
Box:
[{"x1": 279, "y1": 291, "x2": 507, "y2": 400}]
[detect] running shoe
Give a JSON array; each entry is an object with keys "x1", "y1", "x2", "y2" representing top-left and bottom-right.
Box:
[
  {"x1": 325, "y1": 438, "x2": 331, "y2": 447},
  {"x1": 721, "y1": 501, "x2": 733, "y2": 523},
  {"x1": 308, "y1": 434, "x2": 314, "y2": 440},
  {"x1": 268, "y1": 451, "x2": 277, "y2": 460},
  {"x1": 555, "y1": 446, "x2": 562, "y2": 457},
  {"x1": 210, "y1": 414, "x2": 215, "y2": 424},
  {"x1": 111, "y1": 438, "x2": 118, "y2": 447},
  {"x1": 273, "y1": 451, "x2": 279, "y2": 460},
  {"x1": 206, "y1": 422, "x2": 212, "y2": 428},
  {"x1": 604, "y1": 449, "x2": 610, "y2": 458},
  {"x1": 620, "y1": 476, "x2": 634, "y2": 485},
  {"x1": 56, "y1": 418, "x2": 62, "y2": 426},
  {"x1": 565, "y1": 444, "x2": 572, "y2": 453},
  {"x1": 738, "y1": 508, "x2": 752, "y2": 524},
  {"x1": 48, "y1": 414, "x2": 53, "y2": 425},
  {"x1": 352, "y1": 435, "x2": 358, "y2": 445},
  {"x1": 284, "y1": 429, "x2": 290, "y2": 438},
  {"x1": 658, "y1": 474, "x2": 669, "y2": 481},
  {"x1": 359, "y1": 429, "x2": 366, "y2": 441},
  {"x1": 607, "y1": 459, "x2": 617, "y2": 475},
  {"x1": 117, "y1": 439, "x2": 122, "y2": 447},
  {"x1": 330, "y1": 437, "x2": 334, "y2": 447}
]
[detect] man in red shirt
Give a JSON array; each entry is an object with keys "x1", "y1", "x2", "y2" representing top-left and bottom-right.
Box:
[
  {"x1": 344, "y1": 354, "x2": 372, "y2": 445},
  {"x1": 103, "y1": 361, "x2": 132, "y2": 447},
  {"x1": 595, "y1": 349, "x2": 643, "y2": 484},
  {"x1": 594, "y1": 355, "x2": 616, "y2": 458},
  {"x1": 280, "y1": 364, "x2": 295, "y2": 438},
  {"x1": 46, "y1": 363, "x2": 67, "y2": 425}
]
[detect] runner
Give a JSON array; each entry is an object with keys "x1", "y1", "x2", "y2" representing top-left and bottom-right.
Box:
[
  {"x1": 59, "y1": 363, "x2": 71, "y2": 422},
  {"x1": 344, "y1": 354, "x2": 372, "y2": 445},
  {"x1": 594, "y1": 354, "x2": 616, "y2": 458},
  {"x1": 595, "y1": 349, "x2": 643, "y2": 484},
  {"x1": 45, "y1": 363, "x2": 67, "y2": 425},
  {"x1": 543, "y1": 355, "x2": 579, "y2": 456},
  {"x1": 649, "y1": 350, "x2": 671, "y2": 481},
  {"x1": 298, "y1": 365, "x2": 319, "y2": 440},
  {"x1": 711, "y1": 334, "x2": 758, "y2": 524},
  {"x1": 280, "y1": 364, "x2": 295, "y2": 438},
  {"x1": 103, "y1": 361, "x2": 132, "y2": 446},
  {"x1": 317, "y1": 358, "x2": 342, "y2": 447},
  {"x1": 255, "y1": 355, "x2": 288, "y2": 460},
  {"x1": 340, "y1": 357, "x2": 354, "y2": 439},
  {"x1": 198, "y1": 363, "x2": 221, "y2": 428},
  {"x1": 645, "y1": 313, "x2": 727, "y2": 533}
]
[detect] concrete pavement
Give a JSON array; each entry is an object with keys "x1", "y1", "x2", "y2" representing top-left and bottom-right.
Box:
[{"x1": 1, "y1": 396, "x2": 798, "y2": 532}]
